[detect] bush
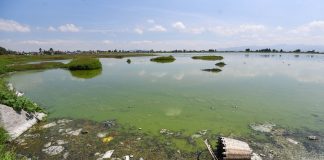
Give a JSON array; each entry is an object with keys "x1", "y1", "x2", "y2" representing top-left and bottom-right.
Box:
[
  {"x1": 0, "y1": 79, "x2": 43, "y2": 113},
  {"x1": 150, "y1": 56, "x2": 175, "y2": 63},
  {"x1": 67, "y1": 58, "x2": 102, "y2": 70},
  {"x1": 201, "y1": 68, "x2": 222, "y2": 73},
  {"x1": 192, "y1": 55, "x2": 223, "y2": 61}
]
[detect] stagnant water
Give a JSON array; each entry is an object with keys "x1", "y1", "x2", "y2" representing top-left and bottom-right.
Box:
[{"x1": 8, "y1": 53, "x2": 324, "y2": 140}]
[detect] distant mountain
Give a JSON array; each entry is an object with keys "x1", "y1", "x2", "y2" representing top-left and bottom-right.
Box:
[{"x1": 220, "y1": 44, "x2": 324, "y2": 52}]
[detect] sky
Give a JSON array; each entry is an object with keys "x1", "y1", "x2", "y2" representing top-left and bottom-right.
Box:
[{"x1": 1, "y1": 0, "x2": 324, "y2": 51}]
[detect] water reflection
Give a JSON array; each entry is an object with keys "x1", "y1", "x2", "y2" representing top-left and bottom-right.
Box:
[{"x1": 69, "y1": 69, "x2": 102, "y2": 79}]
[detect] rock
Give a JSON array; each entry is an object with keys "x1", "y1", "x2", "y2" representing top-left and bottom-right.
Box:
[
  {"x1": 15, "y1": 91, "x2": 24, "y2": 97},
  {"x1": 0, "y1": 104, "x2": 47, "y2": 139},
  {"x1": 81, "y1": 130, "x2": 89, "y2": 134},
  {"x1": 42, "y1": 122, "x2": 57, "y2": 129},
  {"x1": 57, "y1": 119, "x2": 72, "y2": 124},
  {"x1": 139, "y1": 158, "x2": 144, "y2": 160},
  {"x1": 67, "y1": 128, "x2": 82, "y2": 136},
  {"x1": 191, "y1": 134, "x2": 202, "y2": 139},
  {"x1": 123, "y1": 155, "x2": 130, "y2": 160},
  {"x1": 136, "y1": 137, "x2": 141, "y2": 141},
  {"x1": 58, "y1": 129, "x2": 65, "y2": 133},
  {"x1": 160, "y1": 129, "x2": 168, "y2": 134},
  {"x1": 103, "y1": 120, "x2": 116, "y2": 128},
  {"x1": 251, "y1": 153, "x2": 263, "y2": 160},
  {"x1": 63, "y1": 152, "x2": 69, "y2": 159},
  {"x1": 102, "y1": 150, "x2": 114, "y2": 159},
  {"x1": 250, "y1": 123, "x2": 276, "y2": 133},
  {"x1": 42, "y1": 146, "x2": 64, "y2": 156},
  {"x1": 56, "y1": 140, "x2": 68, "y2": 145},
  {"x1": 307, "y1": 136, "x2": 318, "y2": 140},
  {"x1": 44, "y1": 142, "x2": 52, "y2": 148},
  {"x1": 7, "y1": 83, "x2": 14, "y2": 91},
  {"x1": 286, "y1": 138, "x2": 299, "y2": 145},
  {"x1": 94, "y1": 152, "x2": 101, "y2": 156},
  {"x1": 97, "y1": 132, "x2": 108, "y2": 138}
]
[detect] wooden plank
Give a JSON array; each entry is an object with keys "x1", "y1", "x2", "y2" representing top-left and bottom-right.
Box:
[{"x1": 204, "y1": 139, "x2": 218, "y2": 160}]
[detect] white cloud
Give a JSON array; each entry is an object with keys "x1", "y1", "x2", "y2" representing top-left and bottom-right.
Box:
[
  {"x1": 58, "y1": 24, "x2": 80, "y2": 32},
  {"x1": 149, "y1": 25, "x2": 167, "y2": 32},
  {"x1": 172, "y1": 21, "x2": 186, "y2": 30},
  {"x1": 209, "y1": 24, "x2": 266, "y2": 36},
  {"x1": 0, "y1": 19, "x2": 30, "y2": 32},
  {"x1": 102, "y1": 40, "x2": 112, "y2": 44},
  {"x1": 48, "y1": 26, "x2": 57, "y2": 32},
  {"x1": 134, "y1": 28, "x2": 144, "y2": 34},
  {"x1": 291, "y1": 20, "x2": 324, "y2": 34}
]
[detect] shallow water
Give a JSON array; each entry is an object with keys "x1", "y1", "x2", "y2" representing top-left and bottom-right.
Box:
[{"x1": 8, "y1": 53, "x2": 324, "y2": 138}]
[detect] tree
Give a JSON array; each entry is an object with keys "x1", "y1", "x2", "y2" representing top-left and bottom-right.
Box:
[
  {"x1": 245, "y1": 48, "x2": 251, "y2": 52},
  {"x1": 0, "y1": 46, "x2": 7, "y2": 55},
  {"x1": 293, "y1": 49, "x2": 301, "y2": 53},
  {"x1": 39, "y1": 48, "x2": 42, "y2": 53}
]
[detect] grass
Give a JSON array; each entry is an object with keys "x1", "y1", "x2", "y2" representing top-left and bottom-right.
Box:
[
  {"x1": 9, "y1": 62, "x2": 66, "y2": 71},
  {"x1": 215, "y1": 62, "x2": 226, "y2": 67},
  {"x1": 192, "y1": 55, "x2": 224, "y2": 61},
  {"x1": 0, "y1": 128, "x2": 16, "y2": 160},
  {"x1": 69, "y1": 69, "x2": 102, "y2": 79},
  {"x1": 201, "y1": 68, "x2": 222, "y2": 73},
  {"x1": 150, "y1": 56, "x2": 176, "y2": 63},
  {"x1": 67, "y1": 57, "x2": 102, "y2": 70}
]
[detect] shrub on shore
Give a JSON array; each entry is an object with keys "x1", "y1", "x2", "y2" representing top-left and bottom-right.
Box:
[
  {"x1": 67, "y1": 58, "x2": 102, "y2": 70},
  {"x1": 0, "y1": 79, "x2": 43, "y2": 113},
  {"x1": 0, "y1": 128, "x2": 16, "y2": 160},
  {"x1": 150, "y1": 56, "x2": 176, "y2": 63},
  {"x1": 192, "y1": 55, "x2": 224, "y2": 61}
]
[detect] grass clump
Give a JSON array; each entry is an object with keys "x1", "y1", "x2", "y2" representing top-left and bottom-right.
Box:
[
  {"x1": 9, "y1": 62, "x2": 66, "y2": 71},
  {"x1": 0, "y1": 79, "x2": 43, "y2": 113},
  {"x1": 192, "y1": 55, "x2": 223, "y2": 61},
  {"x1": 150, "y1": 56, "x2": 175, "y2": 63},
  {"x1": 0, "y1": 128, "x2": 16, "y2": 160},
  {"x1": 215, "y1": 62, "x2": 226, "y2": 67},
  {"x1": 201, "y1": 68, "x2": 222, "y2": 73},
  {"x1": 67, "y1": 58, "x2": 102, "y2": 70}
]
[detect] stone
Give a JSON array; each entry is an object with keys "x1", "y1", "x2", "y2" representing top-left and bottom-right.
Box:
[
  {"x1": 191, "y1": 134, "x2": 202, "y2": 139},
  {"x1": 81, "y1": 130, "x2": 89, "y2": 134},
  {"x1": 0, "y1": 104, "x2": 47, "y2": 139},
  {"x1": 67, "y1": 128, "x2": 82, "y2": 136},
  {"x1": 97, "y1": 132, "x2": 107, "y2": 138},
  {"x1": 286, "y1": 138, "x2": 299, "y2": 145},
  {"x1": 251, "y1": 153, "x2": 263, "y2": 160},
  {"x1": 102, "y1": 150, "x2": 114, "y2": 159},
  {"x1": 42, "y1": 122, "x2": 57, "y2": 129},
  {"x1": 44, "y1": 142, "x2": 52, "y2": 148},
  {"x1": 63, "y1": 152, "x2": 69, "y2": 159},
  {"x1": 57, "y1": 119, "x2": 72, "y2": 124},
  {"x1": 42, "y1": 146, "x2": 64, "y2": 156},
  {"x1": 56, "y1": 140, "x2": 68, "y2": 145}
]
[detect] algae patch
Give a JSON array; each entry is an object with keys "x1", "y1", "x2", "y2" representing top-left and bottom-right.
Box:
[{"x1": 150, "y1": 56, "x2": 175, "y2": 63}]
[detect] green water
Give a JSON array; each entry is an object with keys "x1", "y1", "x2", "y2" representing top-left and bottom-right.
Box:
[{"x1": 8, "y1": 53, "x2": 324, "y2": 137}]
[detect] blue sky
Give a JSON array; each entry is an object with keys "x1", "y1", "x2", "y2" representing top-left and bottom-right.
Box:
[{"x1": 1, "y1": 0, "x2": 324, "y2": 51}]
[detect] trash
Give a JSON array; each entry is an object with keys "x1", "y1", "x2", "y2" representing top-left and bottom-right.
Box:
[
  {"x1": 250, "y1": 123, "x2": 275, "y2": 133},
  {"x1": 286, "y1": 138, "x2": 298, "y2": 145},
  {"x1": 97, "y1": 132, "x2": 108, "y2": 138},
  {"x1": 102, "y1": 150, "x2": 114, "y2": 159},
  {"x1": 307, "y1": 136, "x2": 318, "y2": 140},
  {"x1": 67, "y1": 128, "x2": 82, "y2": 136},
  {"x1": 42, "y1": 146, "x2": 65, "y2": 156},
  {"x1": 123, "y1": 155, "x2": 130, "y2": 160},
  {"x1": 102, "y1": 136, "x2": 114, "y2": 143},
  {"x1": 216, "y1": 137, "x2": 252, "y2": 160}
]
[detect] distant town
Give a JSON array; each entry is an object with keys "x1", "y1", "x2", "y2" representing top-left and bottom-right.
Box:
[{"x1": 0, "y1": 46, "x2": 322, "y2": 55}]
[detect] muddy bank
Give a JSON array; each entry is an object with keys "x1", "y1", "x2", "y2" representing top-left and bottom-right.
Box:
[{"x1": 10, "y1": 119, "x2": 324, "y2": 160}]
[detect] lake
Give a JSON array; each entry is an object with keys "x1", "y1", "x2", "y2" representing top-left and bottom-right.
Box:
[{"x1": 8, "y1": 53, "x2": 324, "y2": 139}]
